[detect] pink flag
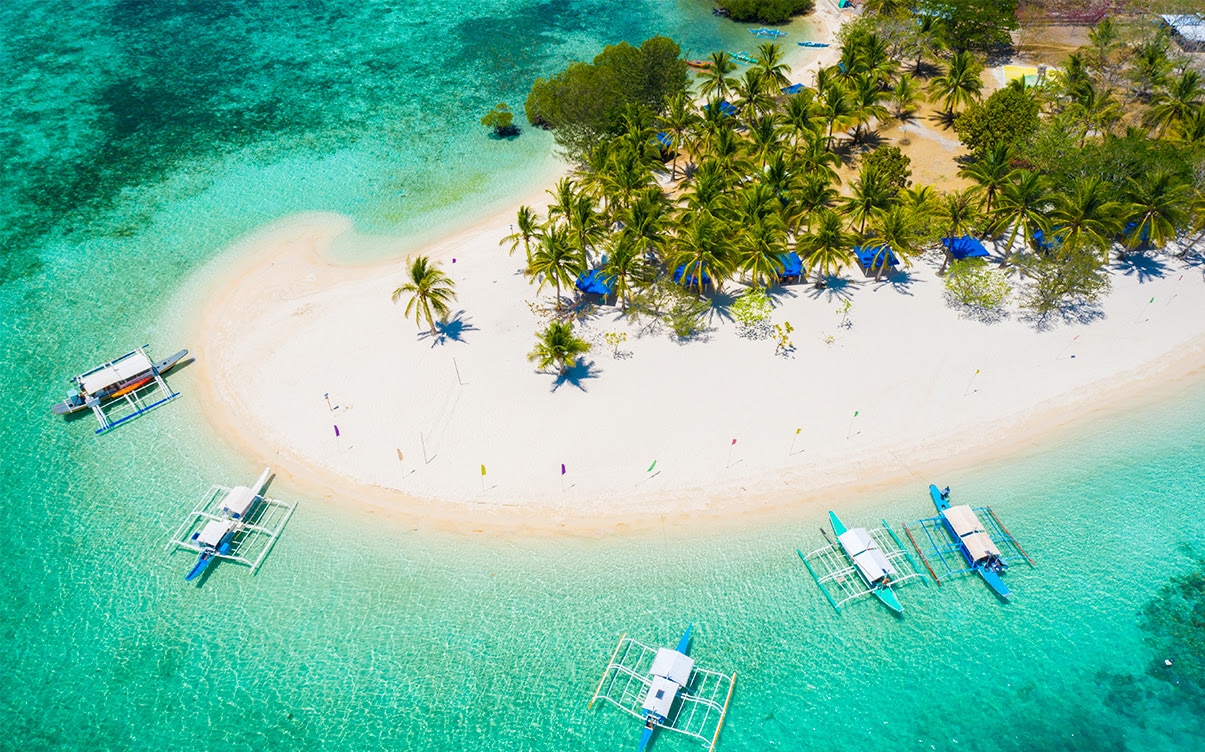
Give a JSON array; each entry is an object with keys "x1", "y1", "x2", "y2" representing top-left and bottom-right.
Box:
[{"x1": 731, "y1": 438, "x2": 737, "y2": 445}]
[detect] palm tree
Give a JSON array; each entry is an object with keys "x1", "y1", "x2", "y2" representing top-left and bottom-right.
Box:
[
  {"x1": 392, "y1": 255, "x2": 457, "y2": 335},
  {"x1": 680, "y1": 159, "x2": 732, "y2": 219},
  {"x1": 600, "y1": 146, "x2": 651, "y2": 219},
  {"x1": 989, "y1": 169, "x2": 1051, "y2": 263},
  {"x1": 1129, "y1": 38, "x2": 1171, "y2": 101},
  {"x1": 1145, "y1": 70, "x2": 1205, "y2": 137},
  {"x1": 658, "y1": 92, "x2": 699, "y2": 181},
  {"x1": 500, "y1": 205, "x2": 539, "y2": 260},
  {"x1": 733, "y1": 68, "x2": 774, "y2": 124},
  {"x1": 867, "y1": 205, "x2": 922, "y2": 280},
  {"x1": 928, "y1": 51, "x2": 983, "y2": 117},
  {"x1": 938, "y1": 190, "x2": 980, "y2": 272},
  {"x1": 754, "y1": 42, "x2": 792, "y2": 90},
  {"x1": 668, "y1": 213, "x2": 734, "y2": 295},
  {"x1": 909, "y1": 14, "x2": 946, "y2": 75},
  {"x1": 781, "y1": 90, "x2": 822, "y2": 146},
  {"x1": 546, "y1": 178, "x2": 579, "y2": 225},
  {"x1": 840, "y1": 165, "x2": 894, "y2": 235},
  {"x1": 817, "y1": 84, "x2": 854, "y2": 148},
  {"x1": 564, "y1": 192, "x2": 607, "y2": 265},
  {"x1": 528, "y1": 320, "x2": 590, "y2": 375},
  {"x1": 847, "y1": 72, "x2": 889, "y2": 142},
  {"x1": 738, "y1": 214, "x2": 789, "y2": 289},
  {"x1": 747, "y1": 115, "x2": 783, "y2": 167},
  {"x1": 786, "y1": 173, "x2": 839, "y2": 235},
  {"x1": 1122, "y1": 170, "x2": 1191, "y2": 252},
  {"x1": 699, "y1": 51, "x2": 738, "y2": 102},
  {"x1": 601, "y1": 231, "x2": 649, "y2": 310},
  {"x1": 795, "y1": 133, "x2": 842, "y2": 186},
  {"x1": 798, "y1": 209, "x2": 852, "y2": 283},
  {"x1": 1049, "y1": 175, "x2": 1123, "y2": 265},
  {"x1": 891, "y1": 73, "x2": 921, "y2": 121},
  {"x1": 526, "y1": 223, "x2": 586, "y2": 313},
  {"x1": 958, "y1": 144, "x2": 1016, "y2": 217}
]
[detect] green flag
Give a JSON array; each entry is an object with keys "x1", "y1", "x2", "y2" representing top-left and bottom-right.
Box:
[{"x1": 647, "y1": 460, "x2": 657, "y2": 472}]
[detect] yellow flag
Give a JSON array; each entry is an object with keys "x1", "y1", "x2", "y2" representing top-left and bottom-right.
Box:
[
  {"x1": 795, "y1": 427, "x2": 802, "y2": 435},
  {"x1": 480, "y1": 464, "x2": 487, "y2": 476}
]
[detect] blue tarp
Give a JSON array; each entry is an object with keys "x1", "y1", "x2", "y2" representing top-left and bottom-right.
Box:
[
  {"x1": 705, "y1": 100, "x2": 738, "y2": 118},
  {"x1": 575, "y1": 268, "x2": 613, "y2": 295},
  {"x1": 781, "y1": 83, "x2": 805, "y2": 95},
  {"x1": 674, "y1": 264, "x2": 712, "y2": 288},
  {"x1": 778, "y1": 252, "x2": 802, "y2": 280},
  {"x1": 1122, "y1": 220, "x2": 1150, "y2": 245},
  {"x1": 853, "y1": 244, "x2": 899, "y2": 270},
  {"x1": 653, "y1": 131, "x2": 673, "y2": 149},
  {"x1": 943, "y1": 235, "x2": 989, "y2": 260},
  {"x1": 1032, "y1": 228, "x2": 1061, "y2": 251}
]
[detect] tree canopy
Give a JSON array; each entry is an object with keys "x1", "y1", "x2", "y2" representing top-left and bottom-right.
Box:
[
  {"x1": 917, "y1": 0, "x2": 1018, "y2": 52},
  {"x1": 954, "y1": 87, "x2": 1040, "y2": 155},
  {"x1": 525, "y1": 37, "x2": 689, "y2": 157},
  {"x1": 715, "y1": 0, "x2": 814, "y2": 24}
]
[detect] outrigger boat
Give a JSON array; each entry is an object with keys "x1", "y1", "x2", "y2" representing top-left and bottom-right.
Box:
[
  {"x1": 185, "y1": 468, "x2": 271, "y2": 581},
  {"x1": 749, "y1": 27, "x2": 787, "y2": 38},
  {"x1": 686, "y1": 59, "x2": 713, "y2": 70},
  {"x1": 828, "y1": 511, "x2": 904, "y2": 614},
  {"x1": 797, "y1": 40, "x2": 830, "y2": 48},
  {"x1": 53, "y1": 346, "x2": 187, "y2": 433},
  {"x1": 591, "y1": 626, "x2": 736, "y2": 752}
]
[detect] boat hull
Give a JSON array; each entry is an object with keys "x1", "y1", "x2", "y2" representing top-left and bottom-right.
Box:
[
  {"x1": 872, "y1": 587, "x2": 904, "y2": 615},
  {"x1": 931, "y1": 484, "x2": 1011, "y2": 597}
]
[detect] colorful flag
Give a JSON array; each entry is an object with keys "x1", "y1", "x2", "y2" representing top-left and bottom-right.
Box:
[
  {"x1": 560, "y1": 463, "x2": 566, "y2": 475},
  {"x1": 480, "y1": 464, "x2": 487, "y2": 476},
  {"x1": 731, "y1": 438, "x2": 737, "y2": 445},
  {"x1": 647, "y1": 460, "x2": 657, "y2": 472},
  {"x1": 975, "y1": 369, "x2": 980, "y2": 375},
  {"x1": 795, "y1": 427, "x2": 802, "y2": 435},
  {"x1": 396, "y1": 448, "x2": 404, "y2": 462},
  {"x1": 334, "y1": 425, "x2": 340, "y2": 437},
  {"x1": 853, "y1": 410, "x2": 859, "y2": 417}
]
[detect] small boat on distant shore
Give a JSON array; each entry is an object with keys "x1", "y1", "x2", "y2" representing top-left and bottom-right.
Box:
[
  {"x1": 797, "y1": 40, "x2": 830, "y2": 48},
  {"x1": 686, "y1": 59, "x2": 713, "y2": 70},
  {"x1": 749, "y1": 27, "x2": 787, "y2": 38},
  {"x1": 185, "y1": 468, "x2": 271, "y2": 581}
]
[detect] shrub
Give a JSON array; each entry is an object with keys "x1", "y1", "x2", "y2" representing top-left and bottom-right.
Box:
[
  {"x1": 481, "y1": 103, "x2": 520, "y2": 137},
  {"x1": 731, "y1": 288, "x2": 774, "y2": 337},
  {"x1": 954, "y1": 87, "x2": 1039, "y2": 155},
  {"x1": 944, "y1": 258, "x2": 1011, "y2": 311},
  {"x1": 861, "y1": 146, "x2": 912, "y2": 191},
  {"x1": 716, "y1": 0, "x2": 814, "y2": 24}
]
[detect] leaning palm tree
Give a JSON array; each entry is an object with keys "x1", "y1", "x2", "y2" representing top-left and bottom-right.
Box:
[
  {"x1": 601, "y1": 231, "x2": 649, "y2": 310},
  {"x1": 928, "y1": 51, "x2": 984, "y2": 117},
  {"x1": 699, "y1": 51, "x2": 738, "y2": 102},
  {"x1": 866, "y1": 205, "x2": 921, "y2": 281},
  {"x1": 938, "y1": 190, "x2": 980, "y2": 272},
  {"x1": 798, "y1": 209, "x2": 852, "y2": 283},
  {"x1": 500, "y1": 205, "x2": 539, "y2": 259},
  {"x1": 1122, "y1": 170, "x2": 1191, "y2": 252},
  {"x1": 658, "y1": 92, "x2": 699, "y2": 181},
  {"x1": 528, "y1": 320, "x2": 590, "y2": 376},
  {"x1": 738, "y1": 214, "x2": 789, "y2": 289},
  {"x1": 526, "y1": 223, "x2": 586, "y2": 313},
  {"x1": 840, "y1": 165, "x2": 894, "y2": 235},
  {"x1": 1145, "y1": 69, "x2": 1205, "y2": 137},
  {"x1": 392, "y1": 255, "x2": 457, "y2": 335},
  {"x1": 989, "y1": 169, "x2": 1051, "y2": 263}
]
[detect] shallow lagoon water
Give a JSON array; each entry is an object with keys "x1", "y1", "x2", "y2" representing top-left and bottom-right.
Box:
[{"x1": 2, "y1": 1, "x2": 1203, "y2": 750}]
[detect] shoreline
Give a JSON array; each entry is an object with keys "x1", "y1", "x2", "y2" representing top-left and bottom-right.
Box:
[{"x1": 187, "y1": 206, "x2": 1205, "y2": 538}]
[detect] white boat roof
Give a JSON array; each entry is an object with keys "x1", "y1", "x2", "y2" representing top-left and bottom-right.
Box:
[
  {"x1": 221, "y1": 486, "x2": 257, "y2": 518},
  {"x1": 839, "y1": 527, "x2": 896, "y2": 582},
  {"x1": 963, "y1": 531, "x2": 1001, "y2": 563},
  {"x1": 197, "y1": 519, "x2": 236, "y2": 547},
  {"x1": 79, "y1": 350, "x2": 153, "y2": 394},
  {"x1": 650, "y1": 648, "x2": 694, "y2": 685},
  {"x1": 942, "y1": 505, "x2": 986, "y2": 537},
  {"x1": 641, "y1": 674, "x2": 681, "y2": 718}
]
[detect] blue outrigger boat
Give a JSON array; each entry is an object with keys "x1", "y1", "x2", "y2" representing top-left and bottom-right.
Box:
[
  {"x1": 797, "y1": 40, "x2": 830, "y2": 48},
  {"x1": 637, "y1": 624, "x2": 692, "y2": 751},
  {"x1": 827, "y1": 511, "x2": 904, "y2": 614},
  {"x1": 929, "y1": 485, "x2": 1009, "y2": 597},
  {"x1": 185, "y1": 468, "x2": 271, "y2": 581}
]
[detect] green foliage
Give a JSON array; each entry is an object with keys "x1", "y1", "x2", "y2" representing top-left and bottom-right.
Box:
[
  {"x1": 731, "y1": 288, "x2": 774, "y2": 334},
  {"x1": 603, "y1": 330, "x2": 627, "y2": 356},
  {"x1": 665, "y1": 283, "x2": 711, "y2": 339},
  {"x1": 480, "y1": 103, "x2": 519, "y2": 137},
  {"x1": 954, "y1": 88, "x2": 1040, "y2": 155},
  {"x1": 391, "y1": 255, "x2": 457, "y2": 334},
  {"x1": 773, "y1": 321, "x2": 795, "y2": 356},
  {"x1": 861, "y1": 146, "x2": 912, "y2": 192},
  {"x1": 918, "y1": 0, "x2": 1017, "y2": 52},
  {"x1": 1019, "y1": 247, "x2": 1111, "y2": 317},
  {"x1": 528, "y1": 320, "x2": 591, "y2": 374},
  {"x1": 715, "y1": 0, "x2": 813, "y2": 24},
  {"x1": 525, "y1": 37, "x2": 688, "y2": 157},
  {"x1": 944, "y1": 258, "x2": 1010, "y2": 311}
]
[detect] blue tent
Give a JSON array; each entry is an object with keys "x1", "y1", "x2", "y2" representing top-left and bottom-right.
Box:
[
  {"x1": 781, "y1": 83, "x2": 805, "y2": 95},
  {"x1": 575, "y1": 268, "x2": 614, "y2": 296},
  {"x1": 652, "y1": 131, "x2": 673, "y2": 150},
  {"x1": 705, "y1": 100, "x2": 738, "y2": 118},
  {"x1": 674, "y1": 264, "x2": 712, "y2": 288},
  {"x1": 853, "y1": 244, "x2": 899, "y2": 272},
  {"x1": 943, "y1": 235, "x2": 989, "y2": 260},
  {"x1": 778, "y1": 252, "x2": 802, "y2": 281},
  {"x1": 1032, "y1": 228, "x2": 1061, "y2": 252},
  {"x1": 1122, "y1": 220, "x2": 1150, "y2": 246}
]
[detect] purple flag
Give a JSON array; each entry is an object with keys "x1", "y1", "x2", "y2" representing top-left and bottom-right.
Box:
[
  {"x1": 334, "y1": 425, "x2": 340, "y2": 437},
  {"x1": 561, "y1": 463, "x2": 566, "y2": 475}
]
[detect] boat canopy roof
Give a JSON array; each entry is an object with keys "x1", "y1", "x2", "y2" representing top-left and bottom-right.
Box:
[
  {"x1": 221, "y1": 486, "x2": 257, "y2": 519},
  {"x1": 963, "y1": 531, "x2": 1001, "y2": 562},
  {"x1": 79, "y1": 350, "x2": 153, "y2": 394},
  {"x1": 197, "y1": 518, "x2": 236, "y2": 547},
  {"x1": 941, "y1": 505, "x2": 985, "y2": 537},
  {"x1": 838, "y1": 527, "x2": 896, "y2": 582},
  {"x1": 651, "y1": 648, "x2": 694, "y2": 685},
  {"x1": 641, "y1": 674, "x2": 681, "y2": 718}
]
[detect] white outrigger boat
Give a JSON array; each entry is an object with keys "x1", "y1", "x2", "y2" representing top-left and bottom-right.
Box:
[
  {"x1": 166, "y1": 468, "x2": 296, "y2": 583},
  {"x1": 52, "y1": 346, "x2": 187, "y2": 433}
]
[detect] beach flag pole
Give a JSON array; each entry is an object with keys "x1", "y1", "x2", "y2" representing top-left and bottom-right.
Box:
[
  {"x1": 790, "y1": 427, "x2": 802, "y2": 456},
  {"x1": 726, "y1": 438, "x2": 737, "y2": 468},
  {"x1": 420, "y1": 432, "x2": 428, "y2": 464},
  {"x1": 1135, "y1": 296, "x2": 1155, "y2": 323},
  {"x1": 846, "y1": 410, "x2": 859, "y2": 439},
  {"x1": 480, "y1": 464, "x2": 487, "y2": 492},
  {"x1": 1056, "y1": 335, "x2": 1080, "y2": 360},
  {"x1": 637, "y1": 460, "x2": 658, "y2": 487},
  {"x1": 324, "y1": 392, "x2": 333, "y2": 412},
  {"x1": 1167, "y1": 275, "x2": 1183, "y2": 306},
  {"x1": 560, "y1": 463, "x2": 566, "y2": 492},
  {"x1": 963, "y1": 369, "x2": 980, "y2": 397},
  {"x1": 453, "y1": 357, "x2": 464, "y2": 386}
]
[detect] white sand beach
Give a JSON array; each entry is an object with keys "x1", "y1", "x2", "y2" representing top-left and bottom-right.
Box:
[{"x1": 191, "y1": 206, "x2": 1205, "y2": 534}]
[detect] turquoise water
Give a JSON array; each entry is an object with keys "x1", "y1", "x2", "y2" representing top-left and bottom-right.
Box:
[{"x1": 2, "y1": 1, "x2": 1203, "y2": 750}]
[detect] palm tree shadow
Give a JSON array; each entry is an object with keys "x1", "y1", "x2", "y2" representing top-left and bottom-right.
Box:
[
  {"x1": 875, "y1": 269, "x2": 920, "y2": 296},
  {"x1": 929, "y1": 109, "x2": 957, "y2": 130},
  {"x1": 421, "y1": 311, "x2": 477, "y2": 347},
  {"x1": 806, "y1": 276, "x2": 855, "y2": 302},
  {"x1": 1113, "y1": 254, "x2": 1168, "y2": 283},
  {"x1": 707, "y1": 291, "x2": 738, "y2": 324},
  {"x1": 550, "y1": 359, "x2": 600, "y2": 392}
]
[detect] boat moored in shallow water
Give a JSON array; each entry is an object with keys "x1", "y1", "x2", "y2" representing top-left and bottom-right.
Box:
[
  {"x1": 185, "y1": 468, "x2": 271, "y2": 581},
  {"x1": 53, "y1": 346, "x2": 188, "y2": 434},
  {"x1": 799, "y1": 513, "x2": 924, "y2": 614},
  {"x1": 829, "y1": 511, "x2": 904, "y2": 614}
]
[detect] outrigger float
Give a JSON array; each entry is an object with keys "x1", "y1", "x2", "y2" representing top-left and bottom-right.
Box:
[
  {"x1": 52, "y1": 346, "x2": 187, "y2": 434},
  {"x1": 165, "y1": 467, "x2": 296, "y2": 582},
  {"x1": 591, "y1": 625, "x2": 736, "y2": 752},
  {"x1": 730, "y1": 51, "x2": 758, "y2": 65},
  {"x1": 903, "y1": 485, "x2": 1034, "y2": 598},
  {"x1": 799, "y1": 512, "x2": 924, "y2": 615},
  {"x1": 749, "y1": 27, "x2": 787, "y2": 38}
]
